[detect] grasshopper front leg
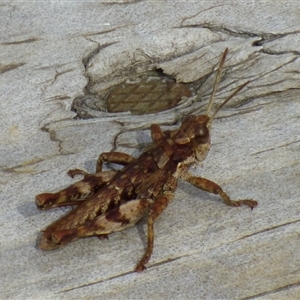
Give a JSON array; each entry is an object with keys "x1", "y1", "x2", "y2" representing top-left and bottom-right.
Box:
[
  {"x1": 150, "y1": 124, "x2": 165, "y2": 143},
  {"x1": 186, "y1": 175, "x2": 258, "y2": 209}
]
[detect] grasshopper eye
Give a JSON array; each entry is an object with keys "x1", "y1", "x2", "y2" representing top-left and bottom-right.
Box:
[
  {"x1": 198, "y1": 125, "x2": 209, "y2": 138},
  {"x1": 199, "y1": 128, "x2": 206, "y2": 136}
]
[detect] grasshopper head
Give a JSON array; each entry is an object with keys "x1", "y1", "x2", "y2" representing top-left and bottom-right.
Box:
[{"x1": 179, "y1": 114, "x2": 211, "y2": 162}]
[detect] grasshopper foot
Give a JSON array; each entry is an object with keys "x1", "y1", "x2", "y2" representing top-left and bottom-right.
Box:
[
  {"x1": 135, "y1": 250, "x2": 152, "y2": 272},
  {"x1": 97, "y1": 234, "x2": 109, "y2": 240},
  {"x1": 227, "y1": 199, "x2": 258, "y2": 209},
  {"x1": 135, "y1": 264, "x2": 147, "y2": 273}
]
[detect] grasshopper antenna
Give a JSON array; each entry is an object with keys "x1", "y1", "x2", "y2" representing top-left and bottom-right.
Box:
[
  {"x1": 205, "y1": 48, "x2": 228, "y2": 117},
  {"x1": 210, "y1": 80, "x2": 250, "y2": 121}
]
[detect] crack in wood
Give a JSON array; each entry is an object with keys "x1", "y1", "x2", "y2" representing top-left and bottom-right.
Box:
[
  {"x1": 40, "y1": 124, "x2": 76, "y2": 156},
  {"x1": 82, "y1": 41, "x2": 118, "y2": 69},
  {"x1": 251, "y1": 139, "x2": 300, "y2": 156},
  {"x1": 181, "y1": 23, "x2": 260, "y2": 40},
  {"x1": 241, "y1": 281, "x2": 300, "y2": 300},
  {"x1": 1, "y1": 37, "x2": 41, "y2": 45},
  {"x1": 57, "y1": 257, "x2": 182, "y2": 294},
  {"x1": 236, "y1": 219, "x2": 300, "y2": 242},
  {"x1": 178, "y1": 4, "x2": 227, "y2": 28},
  {"x1": 0, "y1": 62, "x2": 25, "y2": 73},
  {"x1": 57, "y1": 270, "x2": 135, "y2": 294}
]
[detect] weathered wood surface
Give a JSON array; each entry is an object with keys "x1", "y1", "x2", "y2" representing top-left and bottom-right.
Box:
[{"x1": 1, "y1": 1, "x2": 300, "y2": 299}]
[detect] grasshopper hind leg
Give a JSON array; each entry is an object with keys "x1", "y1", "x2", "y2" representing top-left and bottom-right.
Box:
[{"x1": 47, "y1": 198, "x2": 153, "y2": 250}]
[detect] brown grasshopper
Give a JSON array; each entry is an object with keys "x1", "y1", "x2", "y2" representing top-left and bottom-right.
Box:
[{"x1": 35, "y1": 48, "x2": 257, "y2": 272}]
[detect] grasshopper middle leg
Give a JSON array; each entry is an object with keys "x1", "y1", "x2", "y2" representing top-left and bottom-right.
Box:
[
  {"x1": 36, "y1": 152, "x2": 135, "y2": 210},
  {"x1": 135, "y1": 191, "x2": 174, "y2": 272},
  {"x1": 35, "y1": 170, "x2": 116, "y2": 210},
  {"x1": 96, "y1": 152, "x2": 135, "y2": 173}
]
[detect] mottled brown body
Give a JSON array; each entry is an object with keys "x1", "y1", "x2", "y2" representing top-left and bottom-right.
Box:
[{"x1": 35, "y1": 49, "x2": 258, "y2": 272}]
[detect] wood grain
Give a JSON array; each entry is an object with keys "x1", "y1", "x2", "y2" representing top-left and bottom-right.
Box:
[{"x1": 1, "y1": 1, "x2": 299, "y2": 299}]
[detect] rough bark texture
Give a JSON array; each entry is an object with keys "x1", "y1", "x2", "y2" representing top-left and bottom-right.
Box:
[{"x1": 1, "y1": 1, "x2": 299, "y2": 299}]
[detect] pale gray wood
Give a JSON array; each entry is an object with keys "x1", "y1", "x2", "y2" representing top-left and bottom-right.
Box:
[{"x1": 1, "y1": 1, "x2": 299, "y2": 299}]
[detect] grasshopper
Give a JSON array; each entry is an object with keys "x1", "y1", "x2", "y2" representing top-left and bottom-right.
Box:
[{"x1": 35, "y1": 48, "x2": 257, "y2": 272}]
